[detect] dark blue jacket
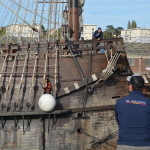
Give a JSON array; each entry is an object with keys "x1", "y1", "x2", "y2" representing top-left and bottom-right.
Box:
[
  {"x1": 115, "y1": 91, "x2": 150, "y2": 146},
  {"x1": 93, "y1": 30, "x2": 103, "y2": 40}
]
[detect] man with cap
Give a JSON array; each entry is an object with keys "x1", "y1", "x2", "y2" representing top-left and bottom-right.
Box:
[{"x1": 115, "y1": 75, "x2": 150, "y2": 150}]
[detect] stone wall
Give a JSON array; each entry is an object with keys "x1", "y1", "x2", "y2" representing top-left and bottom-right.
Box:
[{"x1": 0, "y1": 110, "x2": 118, "y2": 150}]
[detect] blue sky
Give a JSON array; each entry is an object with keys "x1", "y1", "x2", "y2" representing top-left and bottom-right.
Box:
[{"x1": 84, "y1": 0, "x2": 150, "y2": 30}]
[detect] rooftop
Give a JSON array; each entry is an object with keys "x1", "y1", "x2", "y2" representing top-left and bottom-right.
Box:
[
  {"x1": 125, "y1": 42, "x2": 150, "y2": 56},
  {"x1": 122, "y1": 28, "x2": 150, "y2": 31}
]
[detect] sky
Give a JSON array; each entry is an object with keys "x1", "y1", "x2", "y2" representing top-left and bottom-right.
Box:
[
  {"x1": 84, "y1": 0, "x2": 150, "y2": 30},
  {"x1": 0, "y1": 0, "x2": 149, "y2": 31}
]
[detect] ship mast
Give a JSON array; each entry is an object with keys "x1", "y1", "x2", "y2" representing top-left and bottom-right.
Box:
[
  {"x1": 0, "y1": 0, "x2": 84, "y2": 44},
  {"x1": 38, "y1": 0, "x2": 80, "y2": 40},
  {"x1": 69, "y1": 0, "x2": 79, "y2": 40}
]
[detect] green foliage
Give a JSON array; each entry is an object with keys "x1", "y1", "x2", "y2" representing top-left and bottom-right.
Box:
[
  {"x1": 40, "y1": 25, "x2": 47, "y2": 38},
  {"x1": 105, "y1": 25, "x2": 115, "y2": 34},
  {"x1": 114, "y1": 27, "x2": 124, "y2": 37},
  {"x1": 103, "y1": 31, "x2": 113, "y2": 39},
  {"x1": 127, "y1": 20, "x2": 137, "y2": 29},
  {"x1": 50, "y1": 28, "x2": 62, "y2": 40},
  {"x1": 127, "y1": 21, "x2": 131, "y2": 29},
  {"x1": 0, "y1": 28, "x2": 6, "y2": 36},
  {"x1": 41, "y1": 25, "x2": 46, "y2": 32},
  {"x1": 104, "y1": 25, "x2": 124, "y2": 39},
  {"x1": 131, "y1": 20, "x2": 137, "y2": 28}
]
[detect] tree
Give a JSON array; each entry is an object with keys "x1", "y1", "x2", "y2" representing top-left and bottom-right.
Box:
[
  {"x1": 105, "y1": 25, "x2": 115, "y2": 34},
  {"x1": 131, "y1": 20, "x2": 137, "y2": 28},
  {"x1": 127, "y1": 20, "x2": 137, "y2": 29},
  {"x1": 104, "y1": 25, "x2": 124, "y2": 39},
  {"x1": 41, "y1": 25, "x2": 46, "y2": 32},
  {"x1": 0, "y1": 27, "x2": 6, "y2": 36},
  {"x1": 40, "y1": 25, "x2": 47, "y2": 38},
  {"x1": 103, "y1": 31, "x2": 111, "y2": 39},
  {"x1": 114, "y1": 27, "x2": 124, "y2": 37},
  {"x1": 127, "y1": 21, "x2": 131, "y2": 29},
  {"x1": 104, "y1": 25, "x2": 115, "y2": 39},
  {"x1": 50, "y1": 28, "x2": 62, "y2": 40}
]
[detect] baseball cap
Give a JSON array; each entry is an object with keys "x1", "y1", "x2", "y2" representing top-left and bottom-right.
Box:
[
  {"x1": 127, "y1": 74, "x2": 145, "y2": 88},
  {"x1": 127, "y1": 74, "x2": 140, "y2": 82}
]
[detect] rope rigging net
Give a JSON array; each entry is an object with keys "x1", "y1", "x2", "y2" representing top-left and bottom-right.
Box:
[{"x1": 0, "y1": 0, "x2": 70, "y2": 45}]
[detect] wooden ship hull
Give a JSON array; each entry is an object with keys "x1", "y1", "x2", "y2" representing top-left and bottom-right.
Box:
[
  {"x1": 0, "y1": 38, "x2": 133, "y2": 150},
  {"x1": 0, "y1": 0, "x2": 140, "y2": 150}
]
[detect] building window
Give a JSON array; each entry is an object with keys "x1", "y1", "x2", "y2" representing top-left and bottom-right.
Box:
[
  {"x1": 145, "y1": 59, "x2": 150, "y2": 66},
  {"x1": 128, "y1": 58, "x2": 135, "y2": 66}
]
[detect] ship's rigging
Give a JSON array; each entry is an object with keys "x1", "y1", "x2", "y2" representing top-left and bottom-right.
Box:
[
  {"x1": 0, "y1": 1, "x2": 145, "y2": 150},
  {"x1": 0, "y1": 0, "x2": 84, "y2": 45}
]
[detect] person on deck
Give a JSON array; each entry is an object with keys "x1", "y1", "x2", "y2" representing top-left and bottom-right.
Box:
[
  {"x1": 115, "y1": 75, "x2": 150, "y2": 150},
  {"x1": 93, "y1": 28, "x2": 103, "y2": 53},
  {"x1": 93, "y1": 27, "x2": 103, "y2": 41}
]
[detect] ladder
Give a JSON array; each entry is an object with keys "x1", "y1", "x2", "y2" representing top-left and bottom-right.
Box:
[{"x1": 92, "y1": 52, "x2": 121, "y2": 88}]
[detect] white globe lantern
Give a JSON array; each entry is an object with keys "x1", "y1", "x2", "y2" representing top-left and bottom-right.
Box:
[{"x1": 38, "y1": 94, "x2": 56, "y2": 112}]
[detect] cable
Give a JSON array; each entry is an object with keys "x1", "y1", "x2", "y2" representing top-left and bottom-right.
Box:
[
  {"x1": 81, "y1": 39, "x2": 93, "y2": 113},
  {"x1": 77, "y1": 129, "x2": 117, "y2": 149}
]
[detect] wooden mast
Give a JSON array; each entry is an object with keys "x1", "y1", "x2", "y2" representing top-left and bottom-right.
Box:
[
  {"x1": 41, "y1": 0, "x2": 80, "y2": 40},
  {"x1": 69, "y1": 0, "x2": 79, "y2": 40}
]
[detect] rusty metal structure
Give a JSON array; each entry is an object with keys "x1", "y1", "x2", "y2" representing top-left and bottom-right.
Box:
[{"x1": 0, "y1": 0, "x2": 149, "y2": 150}]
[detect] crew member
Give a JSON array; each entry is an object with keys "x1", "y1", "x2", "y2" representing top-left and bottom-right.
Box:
[
  {"x1": 93, "y1": 27, "x2": 103, "y2": 41},
  {"x1": 93, "y1": 28, "x2": 103, "y2": 53},
  {"x1": 115, "y1": 75, "x2": 150, "y2": 150}
]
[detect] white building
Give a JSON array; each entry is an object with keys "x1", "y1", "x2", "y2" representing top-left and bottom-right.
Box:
[
  {"x1": 83, "y1": 25, "x2": 97, "y2": 40},
  {"x1": 6, "y1": 24, "x2": 41, "y2": 38},
  {"x1": 121, "y1": 28, "x2": 150, "y2": 43}
]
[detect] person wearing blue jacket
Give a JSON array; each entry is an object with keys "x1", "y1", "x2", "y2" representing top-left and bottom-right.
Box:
[
  {"x1": 115, "y1": 75, "x2": 150, "y2": 150},
  {"x1": 93, "y1": 27, "x2": 103, "y2": 40},
  {"x1": 93, "y1": 28, "x2": 103, "y2": 53}
]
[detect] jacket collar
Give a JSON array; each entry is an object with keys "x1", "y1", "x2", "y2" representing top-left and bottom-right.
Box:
[{"x1": 130, "y1": 91, "x2": 142, "y2": 95}]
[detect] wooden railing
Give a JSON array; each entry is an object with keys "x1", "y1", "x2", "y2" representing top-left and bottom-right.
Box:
[{"x1": 0, "y1": 38, "x2": 124, "y2": 55}]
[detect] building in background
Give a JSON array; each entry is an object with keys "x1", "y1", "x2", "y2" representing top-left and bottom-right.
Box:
[
  {"x1": 121, "y1": 28, "x2": 150, "y2": 43},
  {"x1": 126, "y1": 43, "x2": 150, "y2": 75},
  {"x1": 6, "y1": 24, "x2": 41, "y2": 38},
  {"x1": 83, "y1": 25, "x2": 96, "y2": 40}
]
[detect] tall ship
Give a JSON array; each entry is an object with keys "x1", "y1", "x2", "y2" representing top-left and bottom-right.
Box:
[{"x1": 0, "y1": 0, "x2": 147, "y2": 150}]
